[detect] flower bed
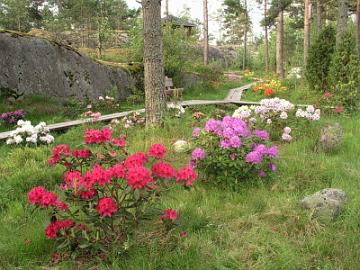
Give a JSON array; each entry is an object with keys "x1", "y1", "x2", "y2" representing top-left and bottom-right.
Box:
[
  {"x1": 28, "y1": 127, "x2": 197, "y2": 259},
  {"x1": 252, "y1": 80, "x2": 288, "y2": 97},
  {"x1": 233, "y1": 98, "x2": 321, "y2": 142}
]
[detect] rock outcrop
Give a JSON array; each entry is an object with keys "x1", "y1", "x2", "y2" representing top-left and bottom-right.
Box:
[{"x1": 0, "y1": 31, "x2": 135, "y2": 101}]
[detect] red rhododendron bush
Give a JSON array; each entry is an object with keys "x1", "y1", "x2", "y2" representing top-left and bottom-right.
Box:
[{"x1": 28, "y1": 127, "x2": 197, "y2": 258}]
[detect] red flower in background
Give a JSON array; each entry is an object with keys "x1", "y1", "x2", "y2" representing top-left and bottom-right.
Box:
[
  {"x1": 325, "y1": 92, "x2": 331, "y2": 98},
  {"x1": 45, "y1": 219, "x2": 74, "y2": 239},
  {"x1": 151, "y1": 162, "x2": 177, "y2": 179}
]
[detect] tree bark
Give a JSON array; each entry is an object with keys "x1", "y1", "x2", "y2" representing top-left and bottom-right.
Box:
[
  {"x1": 203, "y1": 0, "x2": 209, "y2": 66},
  {"x1": 316, "y1": 0, "x2": 322, "y2": 33},
  {"x1": 276, "y1": 11, "x2": 285, "y2": 79},
  {"x1": 97, "y1": 18, "x2": 102, "y2": 59},
  {"x1": 357, "y1": 0, "x2": 360, "y2": 55},
  {"x1": 264, "y1": 0, "x2": 269, "y2": 72},
  {"x1": 336, "y1": 0, "x2": 349, "y2": 47},
  {"x1": 242, "y1": 0, "x2": 248, "y2": 70},
  {"x1": 304, "y1": 0, "x2": 312, "y2": 66},
  {"x1": 142, "y1": 0, "x2": 166, "y2": 126},
  {"x1": 165, "y1": 0, "x2": 169, "y2": 16}
]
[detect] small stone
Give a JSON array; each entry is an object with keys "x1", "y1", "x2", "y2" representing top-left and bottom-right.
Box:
[
  {"x1": 173, "y1": 140, "x2": 190, "y2": 153},
  {"x1": 301, "y1": 188, "x2": 346, "y2": 222}
]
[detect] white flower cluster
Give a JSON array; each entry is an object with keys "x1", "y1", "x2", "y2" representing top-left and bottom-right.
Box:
[
  {"x1": 6, "y1": 120, "x2": 54, "y2": 145},
  {"x1": 99, "y1": 95, "x2": 115, "y2": 101},
  {"x1": 167, "y1": 102, "x2": 185, "y2": 117},
  {"x1": 121, "y1": 112, "x2": 145, "y2": 129},
  {"x1": 296, "y1": 105, "x2": 321, "y2": 121},
  {"x1": 282, "y1": 127, "x2": 292, "y2": 142},
  {"x1": 255, "y1": 98, "x2": 295, "y2": 122}
]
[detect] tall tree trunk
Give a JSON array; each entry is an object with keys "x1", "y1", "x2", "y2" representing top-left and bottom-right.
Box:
[
  {"x1": 357, "y1": 0, "x2": 360, "y2": 55},
  {"x1": 276, "y1": 11, "x2": 285, "y2": 79},
  {"x1": 242, "y1": 0, "x2": 248, "y2": 70},
  {"x1": 264, "y1": 0, "x2": 269, "y2": 72},
  {"x1": 203, "y1": 0, "x2": 209, "y2": 66},
  {"x1": 304, "y1": 0, "x2": 312, "y2": 66},
  {"x1": 142, "y1": 0, "x2": 166, "y2": 126},
  {"x1": 336, "y1": 0, "x2": 349, "y2": 47},
  {"x1": 316, "y1": 0, "x2": 322, "y2": 33},
  {"x1": 97, "y1": 19, "x2": 102, "y2": 59},
  {"x1": 165, "y1": 0, "x2": 169, "y2": 16}
]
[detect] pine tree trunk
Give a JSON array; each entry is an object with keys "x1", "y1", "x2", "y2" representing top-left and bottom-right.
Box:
[
  {"x1": 264, "y1": 0, "x2": 269, "y2": 72},
  {"x1": 336, "y1": 0, "x2": 349, "y2": 47},
  {"x1": 142, "y1": 0, "x2": 166, "y2": 126},
  {"x1": 357, "y1": 0, "x2": 360, "y2": 55},
  {"x1": 242, "y1": 0, "x2": 248, "y2": 70},
  {"x1": 316, "y1": 0, "x2": 322, "y2": 33},
  {"x1": 276, "y1": 11, "x2": 285, "y2": 79},
  {"x1": 97, "y1": 19, "x2": 102, "y2": 59},
  {"x1": 165, "y1": 0, "x2": 169, "y2": 16},
  {"x1": 203, "y1": 0, "x2": 209, "y2": 66},
  {"x1": 304, "y1": 0, "x2": 312, "y2": 66}
]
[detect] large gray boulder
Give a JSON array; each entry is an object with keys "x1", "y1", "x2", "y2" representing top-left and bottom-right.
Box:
[
  {"x1": 301, "y1": 188, "x2": 346, "y2": 222},
  {"x1": 0, "y1": 31, "x2": 135, "y2": 101}
]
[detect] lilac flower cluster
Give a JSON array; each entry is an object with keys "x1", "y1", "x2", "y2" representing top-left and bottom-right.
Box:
[
  {"x1": 0, "y1": 109, "x2": 26, "y2": 125},
  {"x1": 191, "y1": 116, "x2": 279, "y2": 184},
  {"x1": 204, "y1": 116, "x2": 252, "y2": 149}
]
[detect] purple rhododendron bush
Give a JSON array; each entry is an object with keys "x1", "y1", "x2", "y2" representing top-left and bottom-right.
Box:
[
  {"x1": 191, "y1": 116, "x2": 278, "y2": 189},
  {"x1": 28, "y1": 127, "x2": 197, "y2": 260}
]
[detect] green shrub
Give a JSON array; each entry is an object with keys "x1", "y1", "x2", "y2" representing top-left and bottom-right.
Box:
[
  {"x1": 328, "y1": 30, "x2": 360, "y2": 111},
  {"x1": 305, "y1": 26, "x2": 336, "y2": 91}
]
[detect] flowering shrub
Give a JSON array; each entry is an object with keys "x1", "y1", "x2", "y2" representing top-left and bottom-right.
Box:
[
  {"x1": 29, "y1": 127, "x2": 197, "y2": 258},
  {"x1": 191, "y1": 116, "x2": 278, "y2": 189},
  {"x1": 167, "y1": 102, "x2": 185, "y2": 117},
  {"x1": 6, "y1": 120, "x2": 54, "y2": 145},
  {"x1": 233, "y1": 98, "x2": 321, "y2": 142},
  {"x1": 0, "y1": 109, "x2": 26, "y2": 125},
  {"x1": 121, "y1": 112, "x2": 145, "y2": 129},
  {"x1": 252, "y1": 80, "x2": 287, "y2": 97},
  {"x1": 243, "y1": 69, "x2": 254, "y2": 78}
]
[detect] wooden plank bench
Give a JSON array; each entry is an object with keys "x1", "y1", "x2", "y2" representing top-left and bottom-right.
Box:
[{"x1": 165, "y1": 76, "x2": 184, "y2": 98}]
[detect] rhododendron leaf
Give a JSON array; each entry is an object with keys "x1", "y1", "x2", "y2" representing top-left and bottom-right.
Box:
[{"x1": 79, "y1": 243, "x2": 91, "y2": 249}]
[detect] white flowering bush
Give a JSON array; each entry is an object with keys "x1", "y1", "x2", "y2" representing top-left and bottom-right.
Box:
[
  {"x1": 296, "y1": 105, "x2": 321, "y2": 121},
  {"x1": 167, "y1": 102, "x2": 185, "y2": 117},
  {"x1": 233, "y1": 98, "x2": 321, "y2": 142},
  {"x1": 6, "y1": 120, "x2": 54, "y2": 145}
]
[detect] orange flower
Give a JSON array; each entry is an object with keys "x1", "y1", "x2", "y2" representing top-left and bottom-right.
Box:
[
  {"x1": 264, "y1": 88, "x2": 274, "y2": 97},
  {"x1": 253, "y1": 86, "x2": 260, "y2": 92}
]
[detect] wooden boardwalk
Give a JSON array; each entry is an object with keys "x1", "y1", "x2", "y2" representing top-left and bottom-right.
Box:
[{"x1": 0, "y1": 82, "x2": 258, "y2": 141}]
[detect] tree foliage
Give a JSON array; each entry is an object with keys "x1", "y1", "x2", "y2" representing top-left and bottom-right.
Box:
[{"x1": 306, "y1": 26, "x2": 336, "y2": 91}]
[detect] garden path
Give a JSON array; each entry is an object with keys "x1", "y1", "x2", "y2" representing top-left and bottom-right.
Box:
[{"x1": 0, "y1": 82, "x2": 256, "y2": 141}]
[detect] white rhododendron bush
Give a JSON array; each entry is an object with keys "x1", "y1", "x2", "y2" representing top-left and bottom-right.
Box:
[
  {"x1": 6, "y1": 120, "x2": 54, "y2": 145},
  {"x1": 233, "y1": 98, "x2": 321, "y2": 142}
]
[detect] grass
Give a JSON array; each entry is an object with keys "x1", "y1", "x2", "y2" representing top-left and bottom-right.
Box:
[
  {"x1": 0, "y1": 94, "x2": 360, "y2": 269},
  {"x1": 183, "y1": 77, "x2": 253, "y2": 101}
]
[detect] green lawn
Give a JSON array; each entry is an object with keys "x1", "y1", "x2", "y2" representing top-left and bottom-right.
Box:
[{"x1": 0, "y1": 97, "x2": 359, "y2": 269}]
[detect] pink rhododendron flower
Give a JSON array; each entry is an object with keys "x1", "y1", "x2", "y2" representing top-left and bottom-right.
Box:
[
  {"x1": 111, "y1": 137, "x2": 126, "y2": 147},
  {"x1": 108, "y1": 163, "x2": 126, "y2": 179},
  {"x1": 151, "y1": 162, "x2": 177, "y2": 179},
  {"x1": 161, "y1": 208, "x2": 177, "y2": 222},
  {"x1": 126, "y1": 166, "x2": 154, "y2": 189},
  {"x1": 176, "y1": 166, "x2": 197, "y2": 186},
  {"x1": 191, "y1": 148, "x2": 206, "y2": 160},
  {"x1": 45, "y1": 219, "x2": 74, "y2": 239},
  {"x1": 125, "y1": 152, "x2": 148, "y2": 168},
  {"x1": 96, "y1": 197, "x2": 118, "y2": 217},
  {"x1": 245, "y1": 151, "x2": 262, "y2": 165},
  {"x1": 48, "y1": 144, "x2": 71, "y2": 165},
  {"x1": 84, "y1": 128, "x2": 112, "y2": 144},
  {"x1": 72, "y1": 149, "x2": 92, "y2": 159},
  {"x1": 148, "y1": 144, "x2": 166, "y2": 159},
  {"x1": 325, "y1": 92, "x2": 331, "y2": 98},
  {"x1": 28, "y1": 186, "x2": 67, "y2": 211},
  {"x1": 253, "y1": 130, "x2": 269, "y2": 140}
]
